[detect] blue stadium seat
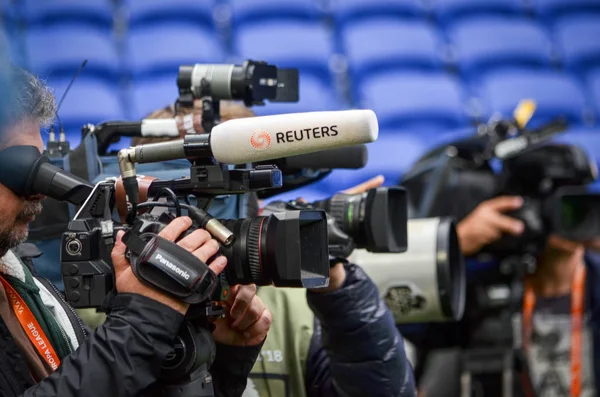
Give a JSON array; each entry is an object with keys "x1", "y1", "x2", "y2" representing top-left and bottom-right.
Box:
[
  {"x1": 325, "y1": 134, "x2": 428, "y2": 192},
  {"x1": 47, "y1": 78, "x2": 124, "y2": 147},
  {"x1": 532, "y1": 0, "x2": 600, "y2": 21},
  {"x1": 449, "y1": 17, "x2": 553, "y2": 78},
  {"x1": 251, "y1": 73, "x2": 343, "y2": 116},
  {"x1": 25, "y1": 26, "x2": 119, "y2": 81},
  {"x1": 479, "y1": 70, "x2": 587, "y2": 129},
  {"x1": 235, "y1": 21, "x2": 334, "y2": 84},
  {"x1": 264, "y1": 185, "x2": 332, "y2": 204},
  {"x1": 555, "y1": 16, "x2": 600, "y2": 72},
  {"x1": 230, "y1": 0, "x2": 321, "y2": 28},
  {"x1": 22, "y1": 0, "x2": 113, "y2": 29},
  {"x1": 330, "y1": 0, "x2": 426, "y2": 27},
  {"x1": 127, "y1": 24, "x2": 224, "y2": 80},
  {"x1": 342, "y1": 18, "x2": 443, "y2": 83},
  {"x1": 131, "y1": 76, "x2": 178, "y2": 120},
  {"x1": 588, "y1": 69, "x2": 600, "y2": 117},
  {"x1": 359, "y1": 71, "x2": 469, "y2": 131},
  {"x1": 430, "y1": 0, "x2": 524, "y2": 25},
  {"x1": 125, "y1": 0, "x2": 215, "y2": 30}
]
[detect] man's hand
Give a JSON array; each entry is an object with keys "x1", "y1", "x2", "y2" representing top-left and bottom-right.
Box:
[
  {"x1": 310, "y1": 175, "x2": 385, "y2": 293},
  {"x1": 111, "y1": 216, "x2": 228, "y2": 315},
  {"x1": 456, "y1": 196, "x2": 525, "y2": 256},
  {"x1": 213, "y1": 284, "x2": 272, "y2": 346}
]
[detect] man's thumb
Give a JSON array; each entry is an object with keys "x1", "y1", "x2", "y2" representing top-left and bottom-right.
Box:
[{"x1": 111, "y1": 231, "x2": 128, "y2": 269}]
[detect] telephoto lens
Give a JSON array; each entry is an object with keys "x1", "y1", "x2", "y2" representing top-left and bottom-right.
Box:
[
  {"x1": 218, "y1": 210, "x2": 330, "y2": 289},
  {"x1": 312, "y1": 187, "x2": 408, "y2": 253}
]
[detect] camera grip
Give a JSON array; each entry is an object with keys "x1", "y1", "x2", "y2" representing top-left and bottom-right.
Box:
[{"x1": 124, "y1": 231, "x2": 217, "y2": 304}]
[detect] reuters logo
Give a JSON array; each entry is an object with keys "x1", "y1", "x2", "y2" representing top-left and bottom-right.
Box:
[{"x1": 250, "y1": 129, "x2": 271, "y2": 151}]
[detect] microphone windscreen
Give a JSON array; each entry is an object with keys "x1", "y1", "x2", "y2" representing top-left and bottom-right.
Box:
[
  {"x1": 283, "y1": 144, "x2": 368, "y2": 170},
  {"x1": 210, "y1": 109, "x2": 378, "y2": 164}
]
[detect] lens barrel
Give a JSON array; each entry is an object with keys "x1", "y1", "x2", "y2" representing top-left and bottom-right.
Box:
[
  {"x1": 218, "y1": 210, "x2": 330, "y2": 288},
  {"x1": 314, "y1": 187, "x2": 408, "y2": 253}
]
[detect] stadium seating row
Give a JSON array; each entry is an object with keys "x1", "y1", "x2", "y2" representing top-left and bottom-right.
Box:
[{"x1": 5, "y1": 0, "x2": 600, "y2": 29}]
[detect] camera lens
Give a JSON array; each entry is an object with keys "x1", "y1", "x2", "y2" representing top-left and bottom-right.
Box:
[
  {"x1": 218, "y1": 210, "x2": 330, "y2": 288},
  {"x1": 313, "y1": 187, "x2": 408, "y2": 253}
]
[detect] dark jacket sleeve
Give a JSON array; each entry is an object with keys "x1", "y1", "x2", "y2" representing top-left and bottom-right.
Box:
[
  {"x1": 305, "y1": 263, "x2": 416, "y2": 397},
  {"x1": 21, "y1": 294, "x2": 185, "y2": 397},
  {"x1": 211, "y1": 340, "x2": 265, "y2": 397}
]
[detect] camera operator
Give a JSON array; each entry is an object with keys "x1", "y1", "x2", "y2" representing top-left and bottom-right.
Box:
[
  {"x1": 416, "y1": 193, "x2": 600, "y2": 397},
  {"x1": 130, "y1": 104, "x2": 416, "y2": 397},
  {"x1": 0, "y1": 68, "x2": 271, "y2": 397}
]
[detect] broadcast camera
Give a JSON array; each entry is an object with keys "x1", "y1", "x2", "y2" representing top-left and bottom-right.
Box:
[
  {"x1": 2, "y1": 104, "x2": 379, "y2": 397},
  {"x1": 401, "y1": 100, "x2": 600, "y2": 397}
]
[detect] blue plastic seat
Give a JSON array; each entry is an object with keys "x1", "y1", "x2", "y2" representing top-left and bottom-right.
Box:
[
  {"x1": 127, "y1": 24, "x2": 224, "y2": 80},
  {"x1": 25, "y1": 26, "x2": 119, "y2": 81},
  {"x1": 330, "y1": 0, "x2": 426, "y2": 27},
  {"x1": 235, "y1": 21, "x2": 333, "y2": 84},
  {"x1": 125, "y1": 0, "x2": 215, "y2": 30},
  {"x1": 533, "y1": 0, "x2": 600, "y2": 21},
  {"x1": 131, "y1": 76, "x2": 179, "y2": 120},
  {"x1": 479, "y1": 70, "x2": 587, "y2": 129},
  {"x1": 360, "y1": 71, "x2": 469, "y2": 131},
  {"x1": 449, "y1": 17, "x2": 553, "y2": 78},
  {"x1": 588, "y1": 69, "x2": 600, "y2": 117},
  {"x1": 342, "y1": 18, "x2": 443, "y2": 83},
  {"x1": 555, "y1": 16, "x2": 600, "y2": 73},
  {"x1": 47, "y1": 78, "x2": 124, "y2": 147},
  {"x1": 251, "y1": 73, "x2": 343, "y2": 116},
  {"x1": 230, "y1": 0, "x2": 321, "y2": 28},
  {"x1": 22, "y1": 0, "x2": 113, "y2": 29},
  {"x1": 430, "y1": 0, "x2": 524, "y2": 25}
]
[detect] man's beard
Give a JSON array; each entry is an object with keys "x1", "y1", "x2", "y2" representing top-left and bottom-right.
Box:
[{"x1": 0, "y1": 201, "x2": 43, "y2": 257}]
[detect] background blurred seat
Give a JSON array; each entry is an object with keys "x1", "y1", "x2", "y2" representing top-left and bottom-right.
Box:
[
  {"x1": 555, "y1": 15, "x2": 600, "y2": 73},
  {"x1": 235, "y1": 21, "x2": 334, "y2": 84},
  {"x1": 479, "y1": 70, "x2": 588, "y2": 128},
  {"x1": 360, "y1": 71, "x2": 469, "y2": 131},
  {"x1": 251, "y1": 73, "x2": 343, "y2": 116},
  {"x1": 47, "y1": 78, "x2": 124, "y2": 147},
  {"x1": 125, "y1": 0, "x2": 215, "y2": 30},
  {"x1": 25, "y1": 26, "x2": 119, "y2": 81},
  {"x1": 342, "y1": 18, "x2": 443, "y2": 84},
  {"x1": 449, "y1": 17, "x2": 553, "y2": 78},
  {"x1": 126, "y1": 24, "x2": 224, "y2": 80},
  {"x1": 229, "y1": 0, "x2": 321, "y2": 28},
  {"x1": 22, "y1": 0, "x2": 113, "y2": 30},
  {"x1": 131, "y1": 76, "x2": 178, "y2": 120},
  {"x1": 330, "y1": 0, "x2": 426, "y2": 27},
  {"x1": 431, "y1": 0, "x2": 524, "y2": 26},
  {"x1": 588, "y1": 69, "x2": 600, "y2": 118},
  {"x1": 532, "y1": 0, "x2": 600, "y2": 21}
]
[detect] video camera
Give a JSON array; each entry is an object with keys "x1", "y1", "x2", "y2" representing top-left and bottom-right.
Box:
[{"x1": 403, "y1": 100, "x2": 600, "y2": 260}]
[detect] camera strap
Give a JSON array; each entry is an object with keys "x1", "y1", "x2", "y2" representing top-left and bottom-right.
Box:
[
  {"x1": 123, "y1": 231, "x2": 218, "y2": 304},
  {"x1": 0, "y1": 276, "x2": 60, "y2": 371},
  {"x1": 522, "y1": 263, "x2": 586, "y2": 397}
]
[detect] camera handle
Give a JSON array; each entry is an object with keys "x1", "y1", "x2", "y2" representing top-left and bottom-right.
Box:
[{"x1": 156, "y1": 320, "x2": 217, "y2": 397}]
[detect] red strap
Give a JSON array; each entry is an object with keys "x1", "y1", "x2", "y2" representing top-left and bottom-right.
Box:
[
  {"x1": 523, "y1": 264, "x2": 585, "y2": 397},
  {"x1": 0, "y1": 276, "x2": 61, "y2": 371}
]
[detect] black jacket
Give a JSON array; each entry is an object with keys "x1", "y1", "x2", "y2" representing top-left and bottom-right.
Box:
[
  {"x1": 304, "y1": 263, "x2": 417, "y2": 397},
  {"x1": 0, "y1": 246, "x2": 260, "y2": 397}
]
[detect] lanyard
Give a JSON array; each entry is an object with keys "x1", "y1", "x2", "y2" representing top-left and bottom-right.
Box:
[
  {"x1": 522, "y1": 264, "x2": 586, "y2": 397},
  {"x1": 0, "y1": 276, "x2": 60, "y2": 371}
]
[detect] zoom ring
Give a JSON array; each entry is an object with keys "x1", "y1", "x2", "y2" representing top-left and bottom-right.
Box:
[
  {"x1": 328, "y1": 194, "x2": 348, "y2": 231},
  {"x1": 247, "y1": 217, "x2": 264, "y2": 283}
]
